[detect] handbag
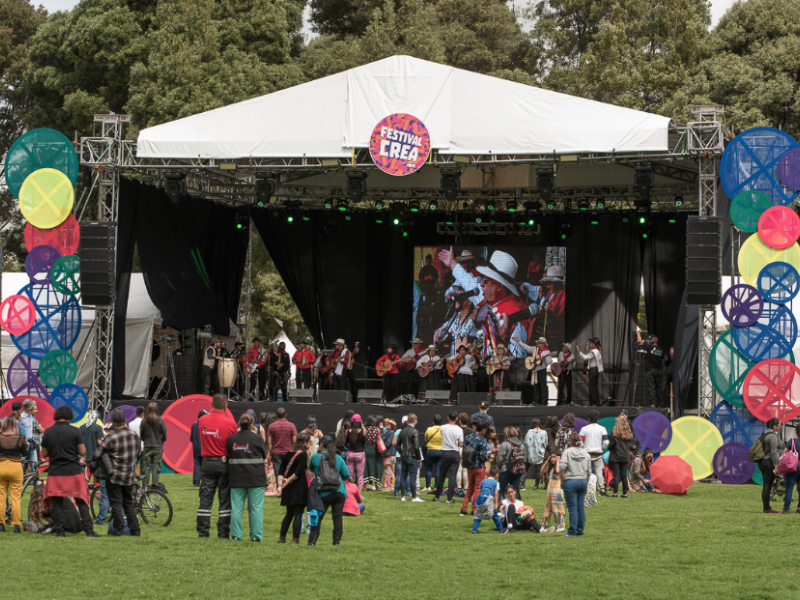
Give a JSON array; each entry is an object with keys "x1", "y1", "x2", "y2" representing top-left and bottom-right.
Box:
[
  {"x1": 377, "y1": 432, "x2": 387, "y2": 454},
  {"x1": 778, "y1": 439, "x2": 799, "y2": 474}
]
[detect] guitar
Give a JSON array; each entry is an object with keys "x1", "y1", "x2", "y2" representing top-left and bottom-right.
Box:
[
  {"x1": 446, "y1": 356, "x2": 465, "y2": 378},
  {"x1": 485, "y1": 360, "x2": 502, "y2": 376},
  {"x1": 550, "y1": 361, "x2": 563, "y2": 377},
  {"x1": 524, "y1": 352, "x2": 542, "y2": 370},
  {"x1": 418, "y1": 356, "x2": 440, "y2": 378},
  {"x1": 376, "y1": 357, "x2": 401, "y2": 377},
  {"x1": 348, "y1": 342, "x2": 360, "y2": 370},
  {"x1": 403, "y1": 354, "x2": 422, "y2": 371}
]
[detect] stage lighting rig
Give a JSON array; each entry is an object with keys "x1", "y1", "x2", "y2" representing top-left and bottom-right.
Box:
[
  {"x1": 375, "y1": 201, "x2": 385, "y2": 210},
  {"x1": 440, "y1": 169, "x2": 461, "y2": 201},
  {"x1": 390, "y1": 202, "x2": 404, "y2": 226},
  {"x1": 485, "y1": 199, "x2": 497, "y2": 212},
  {"x1": 536, "y1": 168, "x2": 556, "y2": 206},
  {"x1": 324, "y1": 198, "x2": 334, "y2": 210},
  {"x1": 346, "y1": 170, "x2": 367, "y2": 203},
  {"x1": 164, "y1": 173, "x2": 185, "y2": 205},
  {"x1": 234, "y1": 212, "x2": 247, "y2": 230},
  {"x1": 577, "y1": 198, "x2": 590, "y2": 211},
  {"x1": 634, "y1": 165, "x2": 655, "y2": 201},
  {"x1": 409, "y1": 200, "x2": 421, "y2": 213},
  {"x1": 559, "y1": 222, "x2": 573, "y2": 240},
  {"x1": 336, "y1": 198, "x2": 349, "y2": 212},
  {"x1": 596, "y1": 197, "x2": 606, "y2": 210},
  {"x1": 428, "y1": 199, "x2": 438, "y2": 210},
  {"x1": 506, "y1": 200, "x2": 518, "y2": 213},
  {"x1": 255, "y1": 174, "x2": 276, "y2": 207},
  {"x1": 674, "y1": 194, "x2": 684, "y2": 208},
  {"x1": 285, "y1": 200, "x2": 301, "y2": 223}
]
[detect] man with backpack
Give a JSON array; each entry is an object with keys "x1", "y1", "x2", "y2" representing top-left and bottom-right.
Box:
[
  {"x1": 750, "y1": 418, "x2": 783, "y2": 513},
  {"x1": 396, "y1": 413, "x2": 425, "y2": 503},
  {"x1": 460, "y1": 421, "x2": 492, "y2": 516},
  {"x1": 433, "y1": 410, "x2": 464, "y2": 503},
  {"x1": 497, "y1": 427, "x2": 527, "y2": 500},
  {"x1": 308, "y1": 435, "x2": 352, "y2": 546}
]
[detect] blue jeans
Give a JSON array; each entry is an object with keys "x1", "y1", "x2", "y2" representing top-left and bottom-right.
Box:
[
  {"x1": 562, "y1": 479, "x2": 588, "y2": 536},
  {"x1": 472, "y1": 513, "x2": 503, "y2": 533},
  {"x1": 398, "y1": 457, "x2": 419, "y2": 498},
  {"x1": 425, "y1": 449, "x2": 442, "y2": 488},
  {"x1": 784, "y1": 471, "x2": 800, "y2": 511},
  {"x1": 96, "y1": 480, "x2": 110, "y2": 524},
  {"x1": 498, "y1": 471, "x2": 523, "y2": 500},
  {"x1": 395, "y1": 458, "x2": 412, "y2": 494}
]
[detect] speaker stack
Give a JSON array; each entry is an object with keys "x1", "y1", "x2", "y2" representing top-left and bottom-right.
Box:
[{"x1": 686, "y1": 216, "x2": 722, "y2": 305}]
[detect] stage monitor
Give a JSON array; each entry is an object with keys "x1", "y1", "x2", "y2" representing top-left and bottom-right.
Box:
[
  {"x1": 495, "y1": 391, "x2": 522, "y2": 406},
  {"x1": 358, "y1": 389, "x2": 384, "y2": 402},
  {"x1": 413, "y1": 245, "x2": 566, "y2": 359},
  {"x1": 319, "y1": 390, "x2": 353, "y2": 404},
  {"x1": 289, "y1": 389, "x2": 315, "y2": 403}
]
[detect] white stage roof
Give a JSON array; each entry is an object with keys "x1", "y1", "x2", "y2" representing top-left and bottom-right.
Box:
[{"x1": 137, "y1": 55, "x2": 672, "y2": 160}]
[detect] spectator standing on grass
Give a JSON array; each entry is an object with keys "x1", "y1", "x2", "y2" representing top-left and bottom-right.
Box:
[
  {"x1": 262, "y1": 413, "x2": 278, "y2": 496},
  {"x1": 190, "y1": 410, "x2": 209, "y2": 487},
  {"x1": 381, "y1": 419, "x2": 396, "y2": 490},
  {"x1": 40, "y1": 406, "x2": 100, "y2": 538},
  {"x1": 540, "y1": 452, "x2": 566, "y2": 532},
  {"x1": 336, "y1": 410, "x2": 354, "y2": 435},
  {"x1": 21, "y1": 399, "x2": 44, "y2": 466},
  {"x1": 396, "y1": 413, "x2": 424, "y2": 502},
  {"x1": 561, "y1": 432, "x2": 590, "y2": 537},
  {"x1": 197, "y1": 394, "x2": 237, "y2": 539},
  {"x1": 781, "y1": 424, "x2": 800, "y2": 514},
  {"x1": 363, "y1": 416, "x2": 382, "y2": 491},
  {"x1": 129, "y1": 406, "x2": 144, "y2": 451},
  {"x1": 524, "y1": 419, "x2": 547, "y2": 491},
  {"x1": 268, "y1": 407, "x2": 297, "y2": 482},
  {"x1": 580, "y1": 410, "x2": 608, "y2": 496},
  {"x1": 496, "y1": 427, "x2": 526, "y2": 499},
  {"x1": 424, "y1": 414, "x2": 444, "y2": 491},
  {"x1": 277, "y1": 432, "x2": 310, "y2": 544},
  {"x1": 94, "y1": 409, "x2": 142, "y2": 537},
  {"x1": 457, "y1": 413, "x2": 472, "y2": 490},
  {"x1": 433, "y1": 410, "x2": 463, "y2": 503},
  {"x1": 140, "y1": 402, "x2": 167, "y2": 487},
  {"x1": 308, "y1": 435, "x2": 351, "y2": 546},
  {"x1": 460, "y1": 421, "x2": 492, "y2": 516},
  {"x1": 543, "y1": 416, "x2": 560, "y2": 458},
  {"x1": 607, "y1": 416, "x2": 633, "y2": 499},
  {"x1": 227, "y1": 413, "x2": 269, "y2": 542},
  {"x1": 759, "y1": 418, "x2": 782, "y2": 514},
  {"x1": 556, "y1": 413, "x2": 577, "y2": 453},
  {"x1": 346, "y1": 415, "x2": 367, "y2": 491},
  {"x1": 0, "y1": 414, "x2": 27, "y2": 533},
  {"x1": 80, "y1": 410, "x2": 108, "y2": 524}
]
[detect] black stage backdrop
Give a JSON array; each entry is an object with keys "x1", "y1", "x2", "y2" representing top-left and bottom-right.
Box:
[{"x1": 112, "y1": 399, "x2": 665, "y2": 440}]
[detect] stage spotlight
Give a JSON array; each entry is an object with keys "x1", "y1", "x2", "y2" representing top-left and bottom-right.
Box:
[
  {"x1": 336, "y1": 198, "x2": 349, "y2": 212},
  {"x1": 526, "y1": 216, "x2": 536, "y2": 226},
  {"x1": 596, "y1": 197, "x2": 605, "y2": 210},
  {"x1": 536, "y1": 167, "x2": 556, "y2": 206},
  {"x1": 506, "y1": 200, "x2": 518, "y2": 213},
  {"x1": 255, "y1": 174, "x2": 276, "y2": 207},
  {"x1": 621, "y1": 213, "x2": 630, "y2": 223},
  {"x1": 559, "y1": 222, "x2": 572, "y2": 240},
  {"x1": 674, "y1": 194, "x2": 684, "y2": 208},
  {"x1": 440, "y1": 169, "x2": 461, "y2": 202},
  {"x1": 641, "y1": 223, "x2": 652, "y2": 239},
  {"x1": 577, "y1": 198, "x2": 590, "y2": 211},
  {"x1": 475, "y1": 215, "x2": 483, "y2": 224},
  {"x1": 546, "y1": 200, "x2": 556, "y2": 210},
  {"x1": 346, "y1": 170, "x2": 367, "y2": 203},
  {"x1": 401, "y1": 222, "x2": 414, "y2": 238},
  {"x1": 286, "y1": 215, "x2": 295, "y2": 223},
  {"x1": 428, "y1": 200, "x2": 437, "y2": 210},
  {"x1": 634, "y1": 165, "x2": 655, "y2": 201},
  {"x1": 234, "y1": 213, "x2": 247, "y2": 230},
  {"x1": 285, "y1": 200, "x2": 300, "y2": 223},
  {"x1": 409, "y1": 200, "x2": 421, "y2": 213},
  {"x1": 324, "y1": 198, "x2": 334, "y2": 210},
  {"x1": 164, "y1": 173, "x2": 186, "y2": 205},
  {"x1": 375, "y1": 201, "x2": 384, "y2": 210},
  {"x1": 485, "y1": 199, "x2": 496, "y2": 212}
]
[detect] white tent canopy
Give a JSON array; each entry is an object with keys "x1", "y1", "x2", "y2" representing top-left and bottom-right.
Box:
[{"x1": 137, "y1": 55, "x2": 672, "y2": 160}]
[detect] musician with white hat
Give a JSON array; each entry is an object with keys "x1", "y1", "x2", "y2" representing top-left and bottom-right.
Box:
[
  {"x1": 513, "y1": 336, "x2": 553, "y2": 405},
  {"x1": 577, "y1": 338, "x2": 604, "y2": 406},
  {"x1": 327, "y1": 339, "x2": 351, "y2": 391},
  {"x1": 402, "y1": 338, "x2": 427, "y2": 398}
]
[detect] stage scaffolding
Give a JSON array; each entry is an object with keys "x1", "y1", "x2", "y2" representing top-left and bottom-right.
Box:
[{"x1": 79, "y1": 111, "x2": 727, "y2": 416}]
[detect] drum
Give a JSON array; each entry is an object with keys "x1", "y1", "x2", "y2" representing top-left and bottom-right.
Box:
[{"x1": 217, "y1": 358, "x2": 237, "y2": 388}]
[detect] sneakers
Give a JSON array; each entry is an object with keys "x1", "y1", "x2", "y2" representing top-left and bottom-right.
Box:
[
  {"x1": 401, "y1": 496, "x2": 407, "y2": 502},
  {"x1": 446, "y1": 500, "x2": 455, "y2": 504},
  {"x1": 459, "y1": 510, "x2": 467, "y2": 516},
  {"x1": 555, "y1": 527, "x2": 566, "y2": 532},
  {"x1": 86, "y1": 532, "x2": 102, "y2": 538},
  {"x1": 431, "y1": 498, "x2": 439, "y2": 502},
  {"x1": 781, "y1": 509, "x2": 791, "y2": 514},
  {"x1": 540, "y1": 526, "x2": 555, "y2": 534},
  {"x1": 412, "y1": 497, "x2": 425, "y2": 503}
]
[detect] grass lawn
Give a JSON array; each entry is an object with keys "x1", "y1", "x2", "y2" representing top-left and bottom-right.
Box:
[{"x1": 3, "y1": 475, "x2": 796, "y2": 600}]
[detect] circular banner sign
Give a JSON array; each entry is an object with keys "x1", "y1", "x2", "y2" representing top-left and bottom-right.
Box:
[
  {"x1": 369, "y1": 113, "x2": 431, "y2": 176},
  {"x1": 632, "y1": 411, "x2": 672, "y2": 454},
  {"x1": 3, "y1": 128, "x2": 79, "y2": 199},
  {"x1": 713, "y1": 442, "x2": 756, "y2": 485},
  {"x1": 730, "y1": 190, "x2": 772, "y2": 233},
  {"x1": 162, "y1": 395, "x2": 234, "y2": 474},
  {"x1": 744, "y1": 358, "x2": 800, "y2": 423},
  {"x1": 25, "y1": 214, "x2": 80, "y2": 256},
  {"x1": 24, "y1": 245, "x2": 61, "y2": 284},
  {"x1": 777, "y1": 147, "x2": 800, "y2": 191},
  {"x1": 0, "y1": 396, "x2": 54, "y2": 429},
  {"x1": 0, "y1": 294, "x2": 37, "y2": 335},
  {"x1": 19, "y1": 168, "x2": 74, "y2": 229},
  {"x1": 50, "y1": 255, "x2": 81, "y2": 296},
  {"x1": 758, "y1": 262, "x2": 800, "y2": 305},
  {"x1": 661, "y1": 416, "x2": 723, "y2": 480},
  {"x1": 758, "y1": 205, "x2": 800, "y2": 249},
  {"x1": 49, "y1": 383, "x2": 88, "y2": 423},
  {"x1": 738, "y1": 234, "x2": 800, "y2": 285},
  {"x1": 710, "y1": 400, "x2": 766, "y2": 446},
  {"x1": 7, "y1": 354, "x2": 50, "y2": 401},
  {"x1": 721, "y1": 283, "x2": 763, "y2": 327}
]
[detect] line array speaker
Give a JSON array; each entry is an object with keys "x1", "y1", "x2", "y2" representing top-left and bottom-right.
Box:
[
  {"x1": 686, "y1": 216, "x2": 721, "y2": 305},
  {"x1": 79, "y1": 222, "x2": 116, "y2": 306}
]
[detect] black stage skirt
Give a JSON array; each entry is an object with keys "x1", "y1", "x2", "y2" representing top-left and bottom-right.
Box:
[{"x1": 450, "y1": 373, "x2": 475, "y2": 400}]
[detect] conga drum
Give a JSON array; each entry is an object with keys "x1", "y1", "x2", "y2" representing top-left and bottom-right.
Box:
[{"x1": 217, "y1": 358, "x2": 237, "y2": 388}]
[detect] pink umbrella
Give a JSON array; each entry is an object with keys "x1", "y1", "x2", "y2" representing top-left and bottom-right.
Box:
[{"x1": 650, "y1": 455, "x2": 693, "y2": 494}]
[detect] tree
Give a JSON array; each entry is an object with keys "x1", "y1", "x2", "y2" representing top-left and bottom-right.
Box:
[{"x1": 667, "y1": 0, "x2": 800, "y2": 138}]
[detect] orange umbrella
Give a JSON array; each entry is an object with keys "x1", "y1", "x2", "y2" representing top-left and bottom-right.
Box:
[{"x1": 650, "y1": 455, "x2": 694, "y2": 494}]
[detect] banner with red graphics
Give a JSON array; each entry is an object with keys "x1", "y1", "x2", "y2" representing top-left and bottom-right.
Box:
[{"x1": 369, "y1": 113, "x2": 431, "y2": 176}]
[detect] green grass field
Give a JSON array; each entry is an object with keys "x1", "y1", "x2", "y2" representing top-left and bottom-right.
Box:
[{"x1": 3, "y1": 475, "x2": 796, "y2": 600}]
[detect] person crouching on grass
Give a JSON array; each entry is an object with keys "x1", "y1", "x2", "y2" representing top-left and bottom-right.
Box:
[
  {"x1": 471, "y1": 466, "x2": 504, "y2": 533},
  {"x1": 500, "y1": 486, "x2": 554, "y2": 534}
]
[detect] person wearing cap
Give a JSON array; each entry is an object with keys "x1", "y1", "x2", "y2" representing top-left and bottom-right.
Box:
[
  {"x1": 416, "y1": 345, "x2": 443, "y2": 401},
  {"x1": 475, "y1": 251, "x2": 532, "y2": 358},
  {"x1": 487, "y1": 344, "x2": 511, "y2": 403},
  {"x1": 376, "y1": 344, "x2": 402, "y2": 401},
  {"x1": 327, "y1": 339, "x2": 351, "y2": 391},
  {"x1": 93, "y1": 408, "x2": 142, "y2": 537},
  {"x1": 190, "y1": 409, "x2": 209, "y2": 487},
  {"x1": 291, "y1": 341, "x2": 315, "y2": 390},
  {"x1": 202, "y1": 337, "x2": 223, "y2": 395},
  {"x1": 515, "y1": 336, "x2": 553, "y2": 405},
  {"x1": 402, "y1": 338, "x2": 427, "y2": 398},
  {"x1": 449, "y1": 345, "x2": 477, "y2": 401},
  {"x1": 577, "y1": 339, "x2": 604, "y2": 406},
  {"x1": 469, "y1": 402, "x2": 495, "y2": 429},
  {"x1": 554, "y1": 343, "x2": 576, "y2": 405}
]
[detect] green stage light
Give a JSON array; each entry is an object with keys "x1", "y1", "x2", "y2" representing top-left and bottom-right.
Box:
[
  {"x1": 236, "y1": 223, "x2": 243, "y2": 229},
  {"x1": 375, "y1": 218, "x2": 384, "y2": 224},
  {"x1": 547, "y1": 201, "x2": 555, "y2": 210},
  {"x1": 638, "y1": 216, "x2": 646, "y2": 224},
  {"x1": 409, "y1": 200, "x2": 420, "y2": 213},
  {"x1": 669, "y1": 219, "x2": 676, "y2": 223},
  {"x1": 287, "y1": 215, "x2": 294, "y2": 223},
  {"x1": 506, "y1": 200, "x2": 518, "y2": 213},
  {"x1": 302, "y1": 216, "x2": 310, "y2": 222},
  {"x1": 527, "y1": 218, "x2": 535, "y2": 226},
  {"x1": 590, "y1": 220, "x2": 599, "y2": 225},
  {"x1": 486, "y1": 200, "x2": 495, "y2": 211},
  {"x1": 475, "y1": 216, "x2": 483, "y2": 224},
  {"x1": 402, "y1": 231, "x2": 408, "y2": 238},
  {"x1": 392, "y1": 217, "x2": 401, "y2": 225},
  {"x1": 345, "y1": 215, "x2": 352, "y2": 221},
  {"x1": 429, "y1": 201, "x2": 437, "y2": 210},
  {"x1": 375, "y1": 202, "x2": 384, "y2": 210}
]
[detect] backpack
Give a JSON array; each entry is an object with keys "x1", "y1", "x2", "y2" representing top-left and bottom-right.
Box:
[
  {"x1": 748, "y1": 431, "x2": 771, "y2": 463},
  {"x1": 317, "y1": 455, "x2": 341, "y2": 492},
  {"x1": 462, "y1": 439, "x2": 477, "y2": 468},
  {"x1": 510, "y1": 444, "x2": 527, "y2": 476}
]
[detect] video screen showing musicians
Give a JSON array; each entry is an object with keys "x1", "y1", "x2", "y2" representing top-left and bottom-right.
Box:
[{"x1": 414, "y1": 245, "x2": 566, "y2": 360}]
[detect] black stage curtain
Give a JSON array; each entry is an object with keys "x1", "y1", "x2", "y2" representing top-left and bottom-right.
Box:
[
  {"x1": 112, "y1": 181, "x2": 138, "y2": 397},
  {"x1": 672, "y1": 289, "x2": 698, "y2": 417}
]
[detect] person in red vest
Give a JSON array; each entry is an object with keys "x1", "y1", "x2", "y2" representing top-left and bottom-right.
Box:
[
  {"x1": 292, "y1": 340, "x2": 316, "y2": 390},
  {"x1": 376, "y1": 343, "x2": 401, "y2": 402}
]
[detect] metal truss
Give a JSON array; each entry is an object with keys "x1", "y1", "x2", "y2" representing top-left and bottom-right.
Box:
[
  {"x1": 687, "y1": 106, "x2": 726, "y2": 418},
  {"x1": 436, "y1": 222, "x2": 542, "y2": 236}
]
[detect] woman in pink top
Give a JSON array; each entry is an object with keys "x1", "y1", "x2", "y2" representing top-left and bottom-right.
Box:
[{"x1": 343, "y1": 481, "x2": 365, "y2": 516}]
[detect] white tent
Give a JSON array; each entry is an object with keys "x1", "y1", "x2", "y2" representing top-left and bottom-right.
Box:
[
  {"x1": 1, "y1": 273, "x2": 161, "y2": 399},
  {"x1": 137, "y1": 55, "x2": 672, "y2": 160}
]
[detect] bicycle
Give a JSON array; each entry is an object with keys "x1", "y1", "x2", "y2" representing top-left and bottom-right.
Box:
[{"x1": 89, "y1": 474, "x2": 173, "y2": 527}]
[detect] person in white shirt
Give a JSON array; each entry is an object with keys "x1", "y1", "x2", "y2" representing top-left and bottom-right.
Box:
[
  {"x1": 577, "y1": 338, "x2": 604, "y2": 406},
  {"x1": 554, "y1": 343, "x2": 577, "y2": 405},
  {"x1": 434, "y1": 411, "x2": 464, "y2": 503},
  {"x1": 500, "y1": 486, "x2": 553, "y2": 533},
  {"x1": 514, "y1": 336, "x2": 552, "y2": 405},
  {"x1": 448, "y1": 345, "x2": 476, "y2": 401},
  {"x1": 129, "y1": 406, "x2": 145, "y2": 451},
  {"x1": 403, "y1": 338, "x2": 427, "y2": 398},
  {"x1": 416, "y1": 346, "x2": 443, "y2": 401},
  {"x1": 329, "y1": 339, "x2": 350, "y2": 391},
  {"x1": 580, "y1": 410, "x2": 609, "y2": 495}
]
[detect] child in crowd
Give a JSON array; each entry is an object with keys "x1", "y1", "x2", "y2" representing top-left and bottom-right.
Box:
[
  {"x1": 472, "y1": 466, "x2": 504, "y2": 533},
  {"x1": 24, "y1": 486, "x2": 48, "y2": 533},
  {"x1": 540, "y1": 452, "x2": 566, "y2": 532}
]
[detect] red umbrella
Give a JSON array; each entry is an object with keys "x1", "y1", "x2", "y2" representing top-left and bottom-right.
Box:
[{"x1": 650, "y1": 455, "x2": 693, "y2": 494}]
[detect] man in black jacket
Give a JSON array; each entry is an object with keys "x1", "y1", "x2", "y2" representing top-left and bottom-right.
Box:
[
  {"x1": 396, "y1": 413, "x2": 425, "y2": 503},
  {"x1": 190, "y1": 410, "x2": 208, "y2": 487}
]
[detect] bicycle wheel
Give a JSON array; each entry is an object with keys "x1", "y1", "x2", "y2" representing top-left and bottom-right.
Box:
[
  {"x1": 89, "y1": 485, "x2": 103, "y2": 521},
  {"x1": 138, "y1": 489, "x2": 172, "y2": 526}
]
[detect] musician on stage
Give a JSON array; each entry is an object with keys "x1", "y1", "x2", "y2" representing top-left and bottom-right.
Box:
[
  {"x1": 486, "y1": 344, "x2": 511, "y2": 403},
  {"x1": 327, "y1": 339, "x2": 351, "y2": 391},
  {"x1": 636, "y1": 331, "x2": 664, "y2": 407},
  {"x1": 402, "y1": 338, "x2": 427, "y2": 398},
  {"x1": 435, "y1": 285, "x2": 479, "y2": 357},
  {"x1": 515, "y1": 336, "x2": 552, "y2": 405},
  {"x1": 448, "y1": 345, "x2": 476, "y2": 402},
  {"x1": 202, "y1": 337, "x2": 223, "y2": 395},
  {"x1": 553, "y1": 343, "x2": 576, "y2": 405},
  {"x1": 416, "y1": 345, "x2": 443, "y2": 402},
  {"x1": 345, "y1": 343, "x2": 360, "y2": 395},
  {"x1": 577, "y1": 338, "x2": 604, "y2": 407},
  {"x1": 231, "y1": 341, "x2": 247, "y2": 395},
  {"x1": 292, "y1": 340, "x2": 315, "y2": 390},
  {"x1": 269, "y1": 342, "x2": 290, "y2": 402},
  {"x1": 246, "y1": 337, "x2": 268, "y2": 400},
  {"x1": 376, "y1": 344, "x2": 401, "y2": 402}
]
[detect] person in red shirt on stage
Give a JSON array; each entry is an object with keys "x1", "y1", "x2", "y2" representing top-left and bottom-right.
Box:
[
  {"x1": 246, "y1": 338, "x2": 268, "y2": 400},
  {"x1": 376, "y1": 344, "x2": 401, "y2": 402},
  {"x1": 475, "y1": 251, "x2": 532, "y2": 358},
  {"x1": 539, "y1": 266, "x2": 565, "y2": 343},
  {"x1": 292, "y1": 340, "x2": 316, "y2": 390},
  {"x1": 196, "y1": 394, "x2": 237, "y2": 539},
  {"x1": 402, "y1": 338, "x2": 427, "y2": 397}
]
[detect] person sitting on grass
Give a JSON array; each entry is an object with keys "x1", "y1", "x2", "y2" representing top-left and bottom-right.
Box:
[
  {"x1": 500, "y1": 486, "x2": 554, "y2": 534},
  {"x1": 472, "y1": 466, "x2": 504, "y2": 534},
  {"x1": 630, "y1": 448, "x2": 657, "y2": 492},
  {"x1": 540, "y1": 452, "x2": 566, "y2": 533},
  {"x1": 343, "y1": 480, "x2": 365, "y2": 516}
]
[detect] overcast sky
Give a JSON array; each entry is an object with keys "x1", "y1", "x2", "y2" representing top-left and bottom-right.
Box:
[{"x1": 39, "y1": 0, "x2": 740, "y2": 36}]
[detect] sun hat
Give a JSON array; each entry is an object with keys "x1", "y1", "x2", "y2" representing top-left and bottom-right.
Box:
[{"x1": 475, "y1": 251, "x2": 520, "y2": 296}]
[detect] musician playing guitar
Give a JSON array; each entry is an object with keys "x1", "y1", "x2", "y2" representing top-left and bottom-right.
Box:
[
  {"x1": 448, "y1": 345, "x2": 476, "y2": 402},
  {"x1": 514, "y1": 335, "x2": 552, "y2": 406},
  {"x1": 402, "y1": 337, "x2": 427, "y2": 399},
  {"x1": 327, "y1": 338, "x2": 351, "y2": 391},
  {"x1": 416, "y1": 345, "x2": 443, "y2": 402},
  {"x1": 486, "y1": 344, "x2": 511, "y2": 403},
  {"x1": 553, "y1": 342, "x2": 576, "y2": 405},
  {"x1": 269, "y1": 342, "x2": 290, "y2": 402},
  {"x1": 345, "y1": 342, "x2": 360, "y2": 395},
  {"x1": 246, "y1": 337, "x2": 268, "y2": 400},
  {"x1": 292, "y1": 340, "x2": 316, "y2": 390},
  {"x1": 376, "y1": 343, "x2": 401, "y2": 402}
]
